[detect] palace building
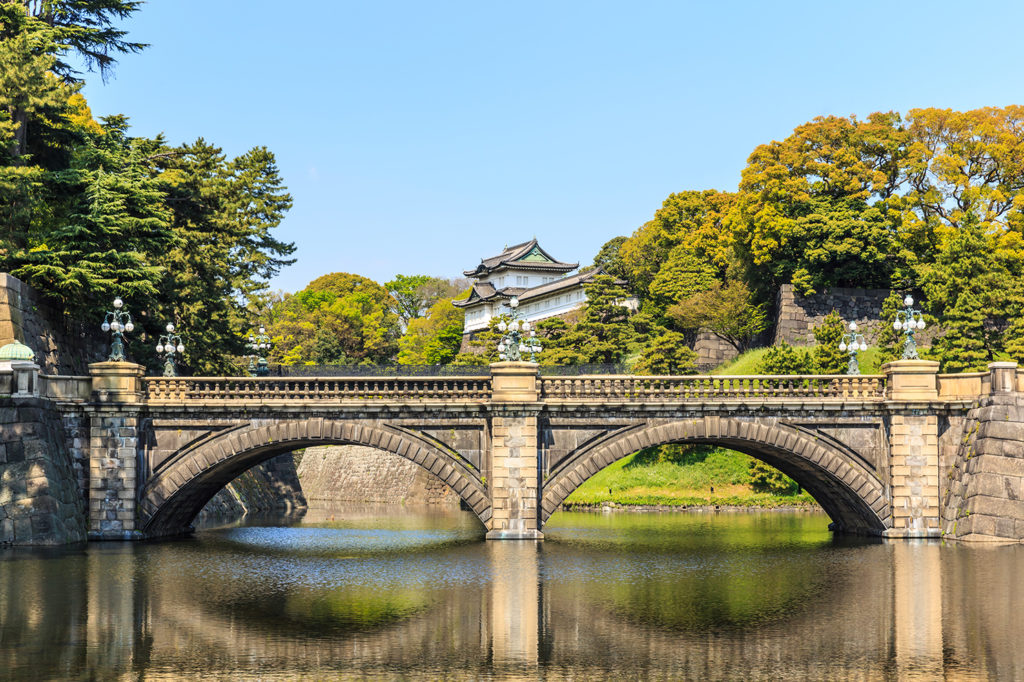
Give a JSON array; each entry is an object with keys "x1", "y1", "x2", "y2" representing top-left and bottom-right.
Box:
[{"x1": 454, "y1": 239, "x2": 603, "y2": 335}]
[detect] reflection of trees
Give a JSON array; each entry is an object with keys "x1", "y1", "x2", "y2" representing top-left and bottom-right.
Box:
[{"x1": 2, "y1": 518, "x2": 1023, "y2": 679}]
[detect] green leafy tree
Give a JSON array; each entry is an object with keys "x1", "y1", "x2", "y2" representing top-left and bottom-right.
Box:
[
  {"x1": 267, "y1": 273, "x2": 400, "y2": 365},
  {"x1": 648, "y1": 246, "x2": 718, "y2": 309},
  {"x1": 668, "y1": 281, "x2": 767, "y2": 353},
  {"x1": 397, "y1": 297, "x2": 464, "y2": 364},
  {"x1": 592, "y1": 235, "x2": 628, "y2": 280},
  {"x1": 633, "y1": 330, "x2": 697, "y2": 375},
  {"x1": 813, "y1": 311, "x2": 848, "y2": 374}
]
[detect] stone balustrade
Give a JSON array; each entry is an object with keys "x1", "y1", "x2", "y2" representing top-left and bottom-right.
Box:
[
  {"x1": 144, "y1": 375, "x2": 492, "y2": 403},
  {"x1": 539, "y1": 374, "x2": 887, "y2": 402}
]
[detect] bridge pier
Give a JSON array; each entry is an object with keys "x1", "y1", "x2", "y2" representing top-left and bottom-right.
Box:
[
  {"x1": 883, "y1": 360, "x2": 943, "y2": 539},
  {"x1": 86, "y1": 362, "x2": 145, "y2": 540},
  {"x1": 486, "y1": 362, "x2": 543, "y2": 540}
]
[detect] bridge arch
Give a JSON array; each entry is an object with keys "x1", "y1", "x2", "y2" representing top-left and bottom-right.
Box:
[
  {"x1": 138, "y1": 419, "x2": 492, "y2": 538},
  {"x1": 541, "y1": 417, "x2": 891, "y2": 534}
]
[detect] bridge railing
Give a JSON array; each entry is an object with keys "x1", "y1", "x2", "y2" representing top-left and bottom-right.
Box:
[
  {"x1": 143, "y1": 376, "x2": 492, "y2": 403},
  {"x1": 539, "y1": 374, "x2": 887, "y2": 401},
  {"x1": 937, "y1": 372, "x2": 990, "y2": 399}
]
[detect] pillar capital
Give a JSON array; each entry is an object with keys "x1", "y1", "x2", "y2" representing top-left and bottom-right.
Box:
[
  {"x1": 883, "y1": 359, "x2": 939, "y2": 401},
  {"x1": 89, "y1": 361, "x2": 145, "y2": 404},
  {"x1": 489, "y1": 361, "x2": 539, "y2": 403}
]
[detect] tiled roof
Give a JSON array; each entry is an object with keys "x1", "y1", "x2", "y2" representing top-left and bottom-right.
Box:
[
  {"x1": 453, "y1": 268, "x2": 618, "y2": 308},
  {"x1": 463, "y1": 238, "x2": 578, "y2": 277}
]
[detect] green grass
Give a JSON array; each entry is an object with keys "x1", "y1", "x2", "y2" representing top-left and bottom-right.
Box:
[
  {"x1": 711, "y1": 347, "x2": 771, "y2": 375},
  {"x1": 564, "y1": 448, "x2": 817, "y2": 508}
]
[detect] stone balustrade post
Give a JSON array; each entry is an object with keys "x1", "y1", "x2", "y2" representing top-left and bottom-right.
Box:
[
  {"x1": 988, "y1": 361, "x2": 1019, "y2": 395},
  {"x1": 87, "y1": 362, "x2": 145, "y2": 540},
  {"x1": 883, "y1": 360, "x2": 941, "y2": 537},
  {"x1": 487, "y1": 361, "x2": 543, "y2": 540}
]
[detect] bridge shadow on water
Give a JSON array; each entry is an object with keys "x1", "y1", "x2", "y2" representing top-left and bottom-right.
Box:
[{"x1": 2, "y1": 506, "x2": 1023, "y2": 680}]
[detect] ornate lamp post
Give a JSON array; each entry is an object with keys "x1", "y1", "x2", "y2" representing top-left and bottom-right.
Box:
[
  {"x1": 100, "y1": 296, "x2": 135, "y2": 361},
  {"x1": 496, "y1": 297, "x2": 542, "y2": 362},
  {"x1": 156, "y1": 323, "x2": 185, "y2": 377},
  {"x1": 247, "y1": 326, "x2": 271, "y2": 377},
  {"x1": 893, "y1": 294, "x2": 926, "y2": 360},
  {"x1": 839, "y1": 321, "x2": 868, "y2": 375}
]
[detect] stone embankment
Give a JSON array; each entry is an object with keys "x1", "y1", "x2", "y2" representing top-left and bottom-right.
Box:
[
  {"x1": 0, "y1": 398, "x2": 87, "y2": 545},
  {"x1": 197, "y1": 453, "x2": 306, "y2": 524},
  {"x1": 296, "y1": 445, "x2": 460, "y2": 507}
]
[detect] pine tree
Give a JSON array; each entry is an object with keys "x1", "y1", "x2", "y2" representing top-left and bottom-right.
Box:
[
  {"x1": 813, "y1": 310, "x2": 848, "y2": 374},
  {"x1": 633, "y1": 330, "x2": 697, "y2": 375},
  {"x1": 928, "y1": 290, "x2": 990, "y2": 372}
]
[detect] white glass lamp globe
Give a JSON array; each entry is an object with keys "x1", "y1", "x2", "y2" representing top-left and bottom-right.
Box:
[
  {"x1": 849, "y1": 321, "x2": 857, "y2": 332},
  {"x1": 840, "y1": 342, "x2": 848, "y2": 351},
  {"x1": 509, "y1": 297, "x2": 519, "y2": 309},
  {"x1": 522, "y1": 321, "x2": 531, "y2": 331},
  {"x1": 893, "y1": 320, "x2": 902, "y2": 330},
  {"x1": 176, "y1": 344, "x2": 184, "y2": 353},
  {"x1": 518, "y1": 344, "x2": 527, "y2": 353},
  {"x1": 499, "y1": 353, "x2": 507, "y2": 361},
  {"x1": 497, "y1": 343, "x2": 505, "y2": 352},
  {"x1": 101, "y1": 321, "x2": 110, "y2": 332},
  {"x1": 110, "y1": 321, "x2": 120, "y2": 332},
  {"x1": 166, "y1": 323, "x2": 175, "y2": 333},
  {"x1": 498, "y1": 321, "x2": 507, "y2": 332},
  {"x1": 113, "y1": 297, "x2": 123, "y2": 309},
  {"x1": 917, "y1": 318, "x2": 926, "y2": 330},
  {"x1": 124, "y1": 322, "x2": 134, "y2": 333},
  {"x1": 511, "y1": 321, "x2": 520, "y2": 331},
  {"x1": 904, "y1": 295, "x2": 914, "y2": 307},
  {"x1": 859, "y1": 342, "x2": 868, "y2": 351},
  {"x1": 156, "y1": 344, "x2": 164, "y2": 353}
]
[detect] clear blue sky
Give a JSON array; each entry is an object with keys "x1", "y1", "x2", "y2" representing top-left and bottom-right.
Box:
[{"x1": 79, "y1": 1, "x2": 1024, "y2": 293}]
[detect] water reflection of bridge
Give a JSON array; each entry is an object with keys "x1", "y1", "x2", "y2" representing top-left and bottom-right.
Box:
[{"x1": 2, "y1": 533, "x2": 1022, "y2": 679}]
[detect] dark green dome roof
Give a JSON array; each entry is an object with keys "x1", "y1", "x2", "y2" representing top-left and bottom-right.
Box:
[{"x1": 0, "y1": 341, "x2": 35, "y2": 362}]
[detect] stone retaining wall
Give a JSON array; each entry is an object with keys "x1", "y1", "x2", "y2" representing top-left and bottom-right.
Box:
[
  {"x1": 941, "y1": 395, "x2": 1024, "y2": 541},
  {"x1": 296, "y1": 445, "x2": 460, "y2": 507},
  {"x1": 197, "y1": 453, "x2": 307, "y2": 524},
  {"x1": 0, "y1": 397, "x2": 87, "y2": 545},
  {"x1": 774, "y1": 284, "x2": 891, "y2": 346},
  {"x1": 0, "y1": 273, "x2": 106, "y2": 375}
]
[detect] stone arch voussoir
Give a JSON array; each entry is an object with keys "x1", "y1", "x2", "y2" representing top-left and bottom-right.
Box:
[
  {"x1": 541, "y1": 416, "x2": 890, "y2": 535},
  {"x1": 140, "y1": 418, "x2": 490, "y2": 538}
]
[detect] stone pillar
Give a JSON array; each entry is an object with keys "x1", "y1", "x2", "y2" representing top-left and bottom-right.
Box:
[
  {"x1": 884, "y1": 360, "x2": 941, "y2": 538},
  {"x1": 487, "y1": 362, "x2": 543, "y2": 540},
  {"x1": 988, "y1": 361, "x2": 1019, "y2": 395},
  {"x1": 87, "y1": 362, "x2": 145, "y2": 540}
]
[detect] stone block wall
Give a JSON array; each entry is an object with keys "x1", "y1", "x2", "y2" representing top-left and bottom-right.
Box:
[
  {"x1": 694, "y1": 332, "x2": 739, "y2": 371},
  {"x1": 941, "y1": 395, "x2": 1024, "y2": 541},
  {"x1": 296, "y1": 445, "x2": 460, "y2": 507},
  {"x1": 0, "y1": 397, "x2": 87, "y2": 545},
  {"x1": 774, "y1": 284, "x2": 892, "y2": 346},
  {"x1": 197, "y1": 453, "x2": 307, "y2": 524},
  {"x1": 0, "y1": 273, "x2": 106, "y2": 375}
]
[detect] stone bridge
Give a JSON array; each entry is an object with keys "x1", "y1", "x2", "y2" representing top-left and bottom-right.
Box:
[{"x1": 17, "y1": 358, "x2": 1024, "y2": 541}]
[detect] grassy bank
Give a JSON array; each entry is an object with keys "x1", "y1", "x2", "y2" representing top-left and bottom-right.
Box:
[
  {"x1": 712, "y1": 345, "x2": 886, "y2": 375},
  {"x1": 563, "y1": 448, "x2": 817, "y2": 508}
]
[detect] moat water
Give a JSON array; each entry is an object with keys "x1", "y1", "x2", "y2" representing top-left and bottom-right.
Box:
[{"x1": 2, "y1": 507, "x2": 1023, "y2": 680}]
